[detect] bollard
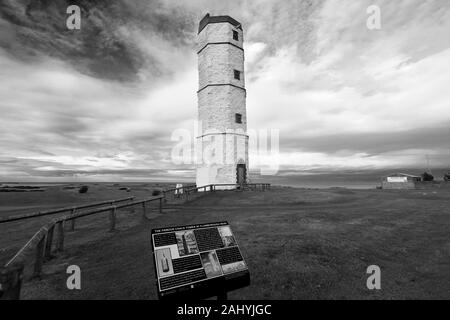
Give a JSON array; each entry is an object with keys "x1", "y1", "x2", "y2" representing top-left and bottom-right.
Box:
[
  {"x1": 109, "y1": 206, "x2": 117, "y2": 231},
  {"x1": 56, "y1": 221, "x2": 65, "y2": 252},
  {"x1": 0, "y1": 265, "x2": 24, "y2": 300},
  {"x1": 44, "y1": 224, "x2": 55, "y2": 259},
  {"x1": 69, "y1": 208, "x2": 76, "y2": 231},
  {"x1": 33, "y1": 236, "x2": 45, "y2": 277}
]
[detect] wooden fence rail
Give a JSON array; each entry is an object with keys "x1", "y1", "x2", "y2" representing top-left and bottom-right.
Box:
[
  {"x1": 0, "y1": 197, "x2": 135, "y2": 224},
  {"x1": 0, "y1": 183, "x2": 270, "y2": 299}
]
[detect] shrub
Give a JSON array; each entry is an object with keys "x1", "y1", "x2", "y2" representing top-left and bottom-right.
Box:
[
  {"x1": 422, "y1": 172, "x2": 434, "y2": 182},
  {"x1": 444, "y1": 173, "x2": 450, "y2": 182},
  {"x1": 152, "y1": 188, "x2": 162, "y2": 196},
  {"x1": 79, "y1": 185, "x2": 89, "y2": 193}
]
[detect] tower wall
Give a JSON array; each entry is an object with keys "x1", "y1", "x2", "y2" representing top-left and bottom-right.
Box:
[{"x1": 196, "y1": 15, "x2": 249, "y2": 189}]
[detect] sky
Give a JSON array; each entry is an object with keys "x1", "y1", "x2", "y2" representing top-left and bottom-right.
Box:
[{"x1": 0, "y1": 0, "x2": 449, "y2": 182}]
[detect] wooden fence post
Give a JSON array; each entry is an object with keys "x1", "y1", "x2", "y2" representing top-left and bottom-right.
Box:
[
  {"x1": 33, "y1": 236, "x2": 45, "y2": 277},
  {"x1": 127, "y1": 197, "x2": 135, "y2": 213},
  {"x1": 56, "y1": 221, "x2": 65, "y2": 252},
  {"x1": 159, "y1": 198, "x2": 162, "y2": 214},
  {"x1": 109, "y1": 206, "x2": 117, "y2": 231},
  {"x1": 44, "y1": 224, "x2": 54, "y2": 259},
  {"x1": 69, "y1": 208, "x2": 76, "y2": 231},
  {"x1": 0, "y1": 265, "x2": 23, "y2": 300},
  {"x1": 142, "y1": 202, "x2": 147, "y2": 219}
]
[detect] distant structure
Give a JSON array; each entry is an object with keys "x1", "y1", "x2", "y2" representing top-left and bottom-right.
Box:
[
  {"x1": 196, "y1": 14, "x2": 248, "y2": 189},
  {"x1": 382, "y1": 173, "x2": 422, "y2": 189}
]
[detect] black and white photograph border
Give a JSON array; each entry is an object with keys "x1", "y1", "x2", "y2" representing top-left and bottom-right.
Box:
[{"x1": 0, "y1": 0, "x2": 449, "y2": 302}]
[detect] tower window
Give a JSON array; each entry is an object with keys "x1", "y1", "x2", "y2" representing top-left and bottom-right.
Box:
[
  {"x1": 235, "y1": 113, "x2": 242, "y2": 124},
  {"x1": 233, "y1": 30, "x2": 239, "y2": 41},
  {"x1": 233, "y1": 69, "x2": 240, "y2": 80}
]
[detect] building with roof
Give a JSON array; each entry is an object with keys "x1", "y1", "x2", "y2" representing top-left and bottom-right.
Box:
[{"x1": 381, "y1": 173, "x2": 422, "y2": 189}]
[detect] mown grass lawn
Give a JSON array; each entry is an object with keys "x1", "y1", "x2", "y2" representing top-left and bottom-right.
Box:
[{"x1": 21, "y1": 187, "x2": 450, "y2": 299}]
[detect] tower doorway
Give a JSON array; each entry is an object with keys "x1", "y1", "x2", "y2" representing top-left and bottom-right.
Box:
[{"x1": 236, "y1": 164, "x2": 247, "y2": 186}]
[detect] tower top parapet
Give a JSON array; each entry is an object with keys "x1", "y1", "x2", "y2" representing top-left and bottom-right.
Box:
[{"x1": 198, "y1": 13, "x2": 242, "y2": 34}]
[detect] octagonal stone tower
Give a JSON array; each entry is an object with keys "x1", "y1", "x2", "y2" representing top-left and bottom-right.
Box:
[{"x1": 196, "y1": 14, "x2": 249, "y2": 189}]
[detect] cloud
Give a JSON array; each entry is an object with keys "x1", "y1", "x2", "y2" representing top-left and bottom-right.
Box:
[
  {"x1": 0, "y1": 48, "x2": 197, "y2": 180},
  {"x1": 0, "y1": 0, "x2": 449, "y2": 181},
  {"x1": 246, "y1": 0, "x2": 450, "y2": 171},
  {"x1": 0, "y1": 0, "x2": 197, "y2": 82}
]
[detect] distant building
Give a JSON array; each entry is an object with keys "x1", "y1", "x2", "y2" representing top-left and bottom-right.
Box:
[{"x1": 381, "y1": 173, "x2": 422, "y2": 189}]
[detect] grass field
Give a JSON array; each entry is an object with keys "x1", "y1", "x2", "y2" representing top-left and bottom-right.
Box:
[
  {"x1": 4, "y1": 185, "x2": 448, "y2": 299},
  {"x1": 0, "y1": 182, "x2": 176, "y2": 266}
]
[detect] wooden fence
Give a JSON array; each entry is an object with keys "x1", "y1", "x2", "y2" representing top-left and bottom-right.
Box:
[
  {"x1": 0, "y1": 197, "x2": 135, "y2": 224},
  {"x1": 0, "y1": 183, "x2": 270, "y2": 299}
]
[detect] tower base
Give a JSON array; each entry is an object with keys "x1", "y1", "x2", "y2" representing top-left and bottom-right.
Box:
[{"x1": 196, "y1": 164, "x2": 247, "y2": 190}]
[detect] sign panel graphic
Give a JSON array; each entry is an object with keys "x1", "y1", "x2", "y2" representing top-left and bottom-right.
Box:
[{"x1": 151, "y1": 221, "x2": 250, "y2": 299}]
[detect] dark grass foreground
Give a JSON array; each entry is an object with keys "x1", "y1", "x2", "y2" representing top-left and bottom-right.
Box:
[{"x1": 20, "y1": 187, "x2": 450, "y2": 299}]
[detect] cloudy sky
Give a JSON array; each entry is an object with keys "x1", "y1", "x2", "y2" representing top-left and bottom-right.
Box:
[{"x1": 0, "y1": 0, "x2": 449, "y2": 182}]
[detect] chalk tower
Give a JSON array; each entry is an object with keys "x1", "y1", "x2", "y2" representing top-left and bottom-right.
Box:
[{"x1": 196, "y1": 14, "x2": 248, "y2": 189}]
